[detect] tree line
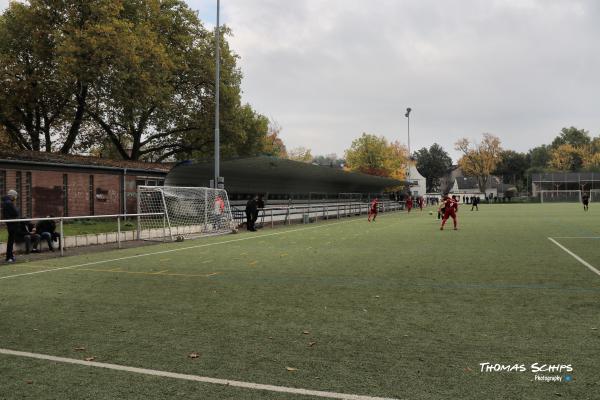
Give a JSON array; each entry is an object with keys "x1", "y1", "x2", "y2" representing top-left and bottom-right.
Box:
[
  {"x1": 416, "y1": 126, "x2": 600, "y2": 193},
  {"x1": 0, "y1": 0, "x2": 282, "y2": 162}
]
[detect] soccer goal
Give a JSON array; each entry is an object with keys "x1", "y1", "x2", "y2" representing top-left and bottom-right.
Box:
[
  {"x1": 540, "y1": 190, "x2": 582, "y2": 203},
  {"x1": 137, "y1": 186, "x2": 235, "y2": 241}
]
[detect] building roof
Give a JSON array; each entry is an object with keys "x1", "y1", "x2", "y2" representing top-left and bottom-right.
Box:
[
  {"x1": 166, "y1": 156, "x2": 404, "y2": 194},
  {"x1": 0, "y1": 150, "x2": 171, "y2": 173},
  {"x1": 455, "y1": 176, "x2": 504, "y2": 190}
]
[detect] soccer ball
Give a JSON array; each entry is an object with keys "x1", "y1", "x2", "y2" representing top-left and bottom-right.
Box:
[
  {"x1": 429, "y1": 211, "x2": 433, "y2": 215},
  {"x1": 175, "y1": 235, "x2": 185, "y2": 242},
  {"x1": 231, "y1": 228, "x2": 239, "y2": 234}
]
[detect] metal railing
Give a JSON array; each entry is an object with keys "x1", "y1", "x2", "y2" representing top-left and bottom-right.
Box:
[
  {"x1": 232, "y1": 201, "x2": 404, "y2": 229},
  {"x1": 0, "y1": 213, "x2": 164, "y2": 256}
]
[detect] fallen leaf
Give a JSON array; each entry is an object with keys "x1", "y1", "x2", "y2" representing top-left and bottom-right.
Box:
[
  {"x1": 74, "y1": 346, "x2": 86, "y2": 352},
  {"x1": 188, "y1": 352, "x2": 200, "y2": 359},
  {"x1": 464, "y1": 367, "x2": 472, "y2": 372},
  {"x1": 84, "y1": 356, "x2": 95, "y2": 362},
  {"x1": 286, "y1": 367, "x2": 298, "y2": 372},
  {"x1": 375, "y1": 295, "x2": 380, "y2": 298},
  {"x1": 308, "y1": 341, "x2": 317, "y2": 347},
  {"x1": 302, "y1": 331, "x2": 310, "y2": 335},
  {"x1": 591, "y1": 327, "x2": 597, "y2": 330},
  {"x1": 25, "y1": 380, "x2": 33, "y2": 384}
]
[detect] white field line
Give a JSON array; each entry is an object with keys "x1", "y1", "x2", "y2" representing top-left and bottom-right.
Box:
[
  {"x1": 0, "y1": 348, "x2": 397, "y2": 400},
  {"x1": 0, "y1": 214, "x2": 398, "y2": 281},
  {"x1": 550, "y1": 237, "x2": 600, "y2": 239},
  {"x1": 548, "y1": 237, "x2": 600, "y2": 278}
]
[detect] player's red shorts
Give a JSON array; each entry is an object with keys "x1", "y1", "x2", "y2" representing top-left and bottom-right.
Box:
[
  {"x1": 443, "y1": 210, "x2": 456, "y2": 220},
  {"x1": 370, "y1": 207, "x2": 378, "y2": 214}
]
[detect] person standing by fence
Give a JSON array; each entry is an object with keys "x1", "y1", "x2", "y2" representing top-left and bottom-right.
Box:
[{"x1": 2, "y1": 190, "x2": 20, "y2": 263}]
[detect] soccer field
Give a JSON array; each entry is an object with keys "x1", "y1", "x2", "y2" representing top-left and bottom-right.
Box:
[{"x1": 0, "y1": 203, "x2": 598, "y2": 399}]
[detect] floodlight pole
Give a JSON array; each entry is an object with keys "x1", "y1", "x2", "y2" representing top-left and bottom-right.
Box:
[
  {"x1": 405, "y1": 107, "x2": 412, "y2": 194},
  {"x1": 214, "y1": 0, "x2": 221, "y2": 188}
]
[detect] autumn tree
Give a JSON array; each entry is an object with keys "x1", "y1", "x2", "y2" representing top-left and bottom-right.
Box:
[
  {"x1": 455, "y1": 133, "x2": 502, "y2": 193},
  {"x1": 262, "y1": 120, "x2": 287, "y2": 158},
  {"x1": 0, "y1": 0, "x2": 271, "y2": 161},
  {"x1": 344, "y1": 133, "x2": 408, "y2": 180},
  {"x1": 287, "y1": 147, "x2": 313, "y2": 163}
]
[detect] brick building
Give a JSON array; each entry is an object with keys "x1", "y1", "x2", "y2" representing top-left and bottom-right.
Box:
[{"x1": 0, "y1": 150, "x2": 169, "y2": 218}]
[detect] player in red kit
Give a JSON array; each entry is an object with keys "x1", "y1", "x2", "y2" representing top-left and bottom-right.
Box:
[
  {"x1": 440, "y1": 195, "x2": 458, "y2": 230},
  {"x1": 368, "y1": 198, "x2": 379, "y2": 222},
  {"x1": 406, "y1": 196, "x2": 413, "y2": 213}
]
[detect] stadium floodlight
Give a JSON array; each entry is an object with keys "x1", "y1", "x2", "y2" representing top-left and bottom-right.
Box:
[
  {"x1": 214, "y1": 0, "x2": 221, "y2": 188},
  {"x1": 405, "y1": 107, "x2": 412, "y2": 192},
  {"x1": 137, "y1": 186, "x2": 235, "y2": 241}
]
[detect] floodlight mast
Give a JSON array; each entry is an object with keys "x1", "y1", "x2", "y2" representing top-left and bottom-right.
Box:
[
  {"x1": 214, "y1": 0, "x2": 221, "y2": 188},
  {"x1": 405, "y1": 107, "x2": 412, "y2": 193}
]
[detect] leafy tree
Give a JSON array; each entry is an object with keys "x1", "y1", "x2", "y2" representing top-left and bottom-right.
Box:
[
  {"x1": 455, "y1": 133, "x2": 502, "y2": 193},
  {"x1": 262, "y1": 120, "x2": 287, "y2": 158},
  {"x1": 287, "y1": 147, "x2": 313, "y2": 163},
  {"x1": 551, "y1": 127, "x2": 591, "y2": 148},
  {"x1": 414, "y1": 143, "x2": 453, "y2": 192},
  {"x1": 549, "y1": 144, "x2": 588, "y2": 171},
  {"x1": 528, "y1": 145, "x2": 552, "y2": 169},
  {"x1": 493, "y1": 150, "x2": 530, "y2": 190},
  {"x1": 0, "y1": 0, "x2": 270, "y2": 161},
  {"x1": 344, "y1": 133, "x2": 408, "y2": 180}
]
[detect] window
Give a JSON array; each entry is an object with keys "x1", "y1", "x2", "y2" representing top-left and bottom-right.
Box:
[
  {"x1": 89, "y1": 175, "x2": 95, "y2": 215},
  {"x1": 16, "y1": 171, "x2": 22, "y2": 213},
  {"x1": 62, "y1": 174, "x2": 68, "y2": 217},
  {"x1": 25, "y1": 172, "x2": 32, "y2": 218},
  {"x1": 0, "y1": 170, "x2": 5, "y2": 199}
]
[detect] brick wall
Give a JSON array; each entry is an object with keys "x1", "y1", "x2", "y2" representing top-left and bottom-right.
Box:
[{"x1": 1, "y1": 167, "x2": 164, "y2": 218}]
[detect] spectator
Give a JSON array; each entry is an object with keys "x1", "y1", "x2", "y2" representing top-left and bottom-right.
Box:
[
  {"x1": 2, "y1": 190, "x2": 19, "y2": 263},
  {"x1": 245, "y1": 195, "x2": 258, "y2": 231},
  {"x1": 36, "y1": 216, "x2": 61, "y2": 252},
  {"x1": 254, "y1": 194, "x2": 265, "y2": 229},
  {"x1": 17, "y1": 222, "x2": 41, "y2": 254}
]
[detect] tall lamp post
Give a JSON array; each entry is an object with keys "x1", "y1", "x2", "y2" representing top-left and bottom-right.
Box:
[
  {"x1": 214, "y1": 0, "x2": 221, "y2": 188},
  {"x1": 404, "y1": 107, "x2": 412, "y2": 194}
]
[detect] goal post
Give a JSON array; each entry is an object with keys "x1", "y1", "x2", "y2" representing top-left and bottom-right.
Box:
[
  {"x1": 539, "y1": 190, "x2": 582, "y2": 203},
  {"x1": 137, "y1": 186, "x2": 235, "y2": 241}
]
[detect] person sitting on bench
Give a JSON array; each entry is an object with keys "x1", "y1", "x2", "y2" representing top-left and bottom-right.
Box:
[{"x1": 36, "y1": 216, "x2": 61, "y2": 252}]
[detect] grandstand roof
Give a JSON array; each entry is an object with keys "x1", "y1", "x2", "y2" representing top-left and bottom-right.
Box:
[{"x1": 165, "y1": 156, "x2": 404, "y2": 194}]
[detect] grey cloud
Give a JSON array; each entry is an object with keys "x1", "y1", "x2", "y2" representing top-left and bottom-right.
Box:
[{"x1": 222, "y1": 0, "x2": 600, "y2": 160}]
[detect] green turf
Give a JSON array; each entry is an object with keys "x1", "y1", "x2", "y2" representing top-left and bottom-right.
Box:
[{"x1": 0, "y1": 204, "x2": 599, "y2": 399}]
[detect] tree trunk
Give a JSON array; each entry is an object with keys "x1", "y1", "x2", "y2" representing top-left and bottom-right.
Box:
[{"x1": 60, "y1": 82, "x2": 88, "y2": 154}]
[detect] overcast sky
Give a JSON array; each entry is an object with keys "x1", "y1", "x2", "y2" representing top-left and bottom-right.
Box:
[{"x1": 2, "y1": 0, "x2": 599, "y2": 161}]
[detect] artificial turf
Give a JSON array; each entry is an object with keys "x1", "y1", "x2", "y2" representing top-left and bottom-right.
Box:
[{"x1": 0, "y1": 203, "x2": 598, "y2": 399}]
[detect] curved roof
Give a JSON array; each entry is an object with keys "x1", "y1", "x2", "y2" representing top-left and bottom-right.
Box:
[{"x1": 166, "y1": 156, "x2": 404, "y2": 194}]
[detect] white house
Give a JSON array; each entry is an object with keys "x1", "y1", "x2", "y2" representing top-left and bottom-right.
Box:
[{"x1": 408, "y1": 164, "x2": 427, "y2": 197}]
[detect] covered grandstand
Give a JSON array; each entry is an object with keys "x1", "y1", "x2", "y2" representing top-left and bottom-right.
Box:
[{"x1": 165, "y1": 156, "x2": 405, "y2": 202}]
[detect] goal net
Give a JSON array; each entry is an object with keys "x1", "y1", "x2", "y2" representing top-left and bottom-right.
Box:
[
  {"x1": 137, "y1": 186, "x2": 234, "y2": 241},
  {"x1": 540, "y1": 190, "x2": 582, "y2": 203}
]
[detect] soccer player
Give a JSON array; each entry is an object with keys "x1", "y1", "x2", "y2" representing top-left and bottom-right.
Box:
[
  {"x1": 440, "y1": 195, "x2": 458, "y2": 230},
  {"x1": 418, "y1": 196, "x2": 424, "y2": 211},
  {"x1": 471, "y1": 195, "x2": 479, "y2": 211},
  {"x1": 406, "y1": 196, "x2": 413, "y2": 213},
  {"x1": 368, "y1": 198, "x2": 379, "y2": 222},
  {"x1": 582, "y1": 192, "x2": 589, "y2": 211}
]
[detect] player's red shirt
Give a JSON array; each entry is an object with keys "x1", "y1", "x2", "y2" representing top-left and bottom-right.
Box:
[{"x1": 370, "y1": 199, "x2": 378, "y2": 211}]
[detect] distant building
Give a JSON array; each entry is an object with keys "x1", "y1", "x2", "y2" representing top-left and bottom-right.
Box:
[
  {"x1": 408, "y1": 164, "x2": 427, "y2": 197},
  {"x1": 0, "y1": 150, "x2": 169, "y2": 218}
]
